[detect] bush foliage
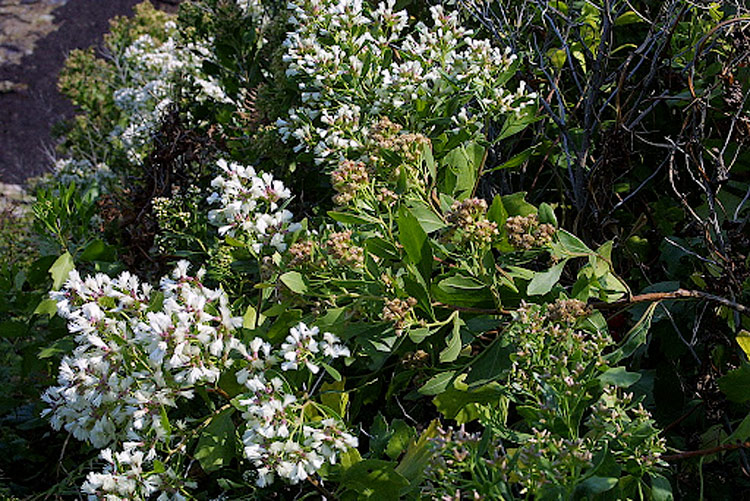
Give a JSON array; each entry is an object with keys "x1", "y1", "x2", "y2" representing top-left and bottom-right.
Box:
[{"x1": 1, "y1": 0, "x2": 750, "y2": 499}]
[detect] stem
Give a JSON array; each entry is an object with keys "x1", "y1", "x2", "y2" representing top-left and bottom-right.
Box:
[
  {"x1": 206, "y1": 386, "x2": 231, "y2": 401},
  {"x1": 590, "y1": 289, "x2": 750, "y2": 315},
  {"x1": 308, "y1": 476, "x2": 337, "y2": 500},
  {"x1": 662, "y1": 441, "x2": 750, "y2": 462}
]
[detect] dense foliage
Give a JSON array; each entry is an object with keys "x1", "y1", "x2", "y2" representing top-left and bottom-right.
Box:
[{"x1": 1, "y1": 0, "x2": 749, "y2": 499}]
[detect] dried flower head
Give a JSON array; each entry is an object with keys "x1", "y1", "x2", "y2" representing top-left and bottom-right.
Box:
[
  {"x1": 369, "y1": 117, "x2": 430, "y2": 162},
  {"x1": 326, "y1": 230, "x2": 364, "y2": 267},
  {"x1": 331, "y1": 159, "x2": 370, "y2": 205},
  {"x1": 370, "y1": 116, "x2": 403, "y2": 145},
  {"x1": 382, "y1": 297, "x2": 417, "y2": 334},
  {"x1": 376, "y1": 187, "x2": 398, "y2": 204},
  {"x1": 445, "y1": 198, "x2": 498, "y2": 245},
  {"x1": 401, "y1": 349, "x2": 430, "y2": 369},
  {"x1": 505, "y1": 214, "x2": 555, "y2": 250},
  {"x1": 288, "y1": 239, "x2": 314, "y2": 267},
  {"x1": 546, "y1": 299, "x2": 591, "y2": 324}
]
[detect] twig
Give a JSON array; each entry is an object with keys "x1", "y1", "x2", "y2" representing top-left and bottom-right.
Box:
[
  {"x1": 662, "y1": 441, "x2": 750, "y2": 462},
  {"x1": 308, "y1": 477, "x2": 337, "y2": 500},
  {"x1": 662, "y1": 402, "x2": 702, "y2": 434},
  {"x1": 206, "y1": 386, "x2": 231, "y2": 401},
  {"x1": 591, "y1": 289, "x2": 750, "y2": 315}
]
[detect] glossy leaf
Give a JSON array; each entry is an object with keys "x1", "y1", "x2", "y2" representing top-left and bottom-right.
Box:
[
  {"x1": 49, "y1": 252, "x2": 75, "y2": 290},
  {"x1": 194, "y1": 408, "x2": 236, "y2": 473},
  {"x1": 398, "y1": 206, "x2": 432, "y2": 282},
  {"x1": 527, "y1": 260, "x2": 566, "y2": 296}
]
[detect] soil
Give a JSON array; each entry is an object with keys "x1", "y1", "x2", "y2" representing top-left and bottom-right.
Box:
[{"x1": 0, "y1": 0, "x2": 178, "y2": 184}]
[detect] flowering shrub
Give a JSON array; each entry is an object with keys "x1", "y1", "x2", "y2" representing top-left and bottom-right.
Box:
[
  {"x1": 1, "y1": 0, "x2": 717, "y2": 499},
  {"x1": 42, "y1": 261, "x2": 354, "y2": 497},
  {"x1": 276, "y1": 0, "x2": 537, "y2": 167}
]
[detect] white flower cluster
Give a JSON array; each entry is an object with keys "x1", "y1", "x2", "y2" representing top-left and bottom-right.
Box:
[
  {"x1": 110, "y1": 21, "x2": 230, "y2": 163},
  {"x1": 276, "y1": 0, "x2": 537, "y2": 166},
  {"x1": 50, "y1": 158, "x2": 115, "y2": 190},
  {"x1": 42, "y1": 262, "x2": 242, "y2": 498},
  {"x1": 82, "y1": 444, "x2": 190, "y2": 501},
  {"x1": 236, "y1": 0, "x2": 265, "y2": 22},
  {"x1": 42, "y1": 264, "x2": 357, "y2": 496},
  {"x1": 234, "y1": 323, "x2": 355, "y2": 486},
  {"x1": 207, "y1": 159, "x2": 302, "y2": 253}
]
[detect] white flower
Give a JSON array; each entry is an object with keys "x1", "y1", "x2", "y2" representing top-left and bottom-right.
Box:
[{"x1": 207, "y1": 159, "x2": 299, "y2": 252}]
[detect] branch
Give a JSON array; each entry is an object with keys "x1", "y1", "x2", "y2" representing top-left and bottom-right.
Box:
[
  {"x1": 308, "y1": 477, "x2": 337, "y2": 500},
  {"x1": 591, "y1": 289, "x2": 750, "y2": 315},
  {"x1": 662, "y1": 441, "x2": 750, "y2": 462}
]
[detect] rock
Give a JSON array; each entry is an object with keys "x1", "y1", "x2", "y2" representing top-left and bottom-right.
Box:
[
  {"x1": 0, "y1": 80, "x2": 28, "y2": 93},
  {"x1": 0, "y1": 0, "x2": 65, "y2": 67}
]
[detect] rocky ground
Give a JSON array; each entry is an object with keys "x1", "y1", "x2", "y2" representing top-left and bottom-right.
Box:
[{"x1": 0, "y1": 0, "x2": 177, "y2": 191}]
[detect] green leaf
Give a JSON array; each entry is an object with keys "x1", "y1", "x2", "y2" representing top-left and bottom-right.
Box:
[
  {"x1": 423, "y1": 142, "x2": 436, "y2": 180},
  {"x1": 218, "y1": 368, "x2": 247, "y2": 398},
  {"x1": 340, "y1": 447, "x2": 362, "y2": 470},
  {"x1": 724, "y1": 412, "x2": 750, "y2": 444},
  {"x1": 279, "y1": 271, "x2": 307, "y2": 294},
  {"x1": 320, "y1": 380, "x2": 349, "y2": 417},
  {"x1": 548, "y1": 48, "x2": 567, "y2": 69},
  {"x1": 440, "y1": 315, "x2": 463, "y2": 363},
  {"x1": 358, "y1": 50, "x2": 372, "y2": 85},
  {"x1": 419, "y1": 371, "x2": 456, "y2": 396},
  {"x1": 327, "y1": 211, "x2": 380, "y2": 225},
  {"x1": 38, "y1": 337, "x2": 75, "y2": 359},
  {"x1": 408, "y1": 327, "x2": 431, "y2": 344},
  {"x1": 487, "y1": 195, "x2": 508, "y2": 225},
  {"x1": 146, "y1": 291, "x2": 165, "y2": 313},
  {"x1": 538, "y1": 202, "x2": 558, "y2": 226},
  {"x1": 433, "y1": 275, "x2": 495, "y2": 308},
  {"x1": 243, "y1": 305, "x2": 260, "y2": 330},
  {"x1": 465, "y1": 339, "x2": 513, "y2": 387},
  {"x1": 321, "y1": 361, "x2": 343, "y2": 382},
  {"x1": 366, "y1": 237, "x2": 400, "y2": 261},
  {"x1": 398, "y1": 206, "x2": 432, "y2": 282},
  {"x1": 342, "y1": 460, "x2": 409, "y2": 499},
  {"x1": 576, "y1": 476, "x2": 618, "y2": 495},
  {"x1": 395, "y1": 420, "x2": 439, "y2": 483},
  {"x1": 736, "y1": 330, "x2": 750, "y2": 359},
  {"x1": 607, "y1": 301, "x2": 657, "y2": 363},
  {"x1": 615, "y1": 11, "x2": 644, "y2": 25},
  {"x1": 386, "y1": 420, "x2": 416, "y2": 460},
  {"x1": 0, "y1": 320, "x2": 27, "y2": 339},
  {"x1": 79, "y1": 239, "x2": 115, "y2": 262},
  {"x1": 159, "y1": 406, "x2": 171, "y2": 435},
  {"x1": 599, "y1": 367, "x2": 641, "y2": 387},
  {"x1": 527, "y1": 260, "x2": 566, "y2": 296},
  {"x1": 195, "y1": 408, "x2": 235, "y2": 473},
  {"x1": 33, "y1": 298, "x2": 58, "y2": 318},
  {"x1": 443, "y1": 143, "x2": 484, "y2": 200},
  {"x1": 497, "y1": 110, "x2": 540, "y2": 140},
  {"x1": 225, "y1": 236, "x2": 245, "y2": 247},
  {"x1": 49, "y1": 252, "x2": 75, "y2": 290},
  {"x1": 556, "y1": 229, "x2": 592, "y2": 255},
  {"x1": 486, "y1": 148, "x2": 534, "y2": 173},
  {"x1": 265, "y1": 309, "x2": 302, "y2": 344},
  {"x1": 407, "y1": 201, "x2": 447, "y2": 233},
  {"x1": 501, "y1": 192, "x2": 536, "y2": 217},
  {"x1": 433, "y1": 377, "x2": 504, "y2": 423},
  {"x1": 719, "y1": 365, "x2": 750, "y2": 403},
  {"x1": 650, "y1": 473, "x2": 674, "y2": 501}
]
